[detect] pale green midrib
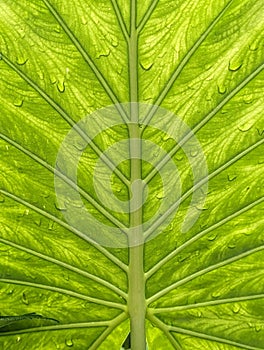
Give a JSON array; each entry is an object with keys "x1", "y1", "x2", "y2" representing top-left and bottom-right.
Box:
[
  {"x1": 42, "y1": 0, "x2": 129, "y2": 123},
  {"x1": 89, "y1": 313, "x2": 128, "y2": 350},
  {"x1": 110, "y1": 0, "x2": 129, "y2": 42},
  {"x1": 165, "y1": 323, "x2": 264, "y2": 350},
  {"x1": 0, "y1": 133, "x2": 129, "y2": 234},
  {"x1": 151, "y1": 293, "x2": 264, "y2": 313},
  {"x1": 137, "y1": 0, "x2": 159, "y2": 33},
  {"x1": 0, "y1": 54, "x2": 130, "y2": 187},
  {"x1": 144, "y1": 61, "x2": 264, "y2": 185},
  {"x1": 0, "y1": 237, "x2": 127, "y2": 306},
  {"x1": 146, "y1": 313, "x2": 182, "y2": 350},
  {"x1": 0, "y1": 278, "x2": 124, "y2": 307},
  {"x1": 127, "y1": 1, "x2": 146, "y2": 350},
  {"x1": 0, "y1": 190, "x2": 128, "y2": 275},
  {"x1": 144, "y1": 138, "x2": 264, "y2": 240},
  {"x1": 147, "y1": 244, "x2": 264, "y2": 305},
  {"x1": 146, "y1": 196, "x2": 264, "y2": 279},
  {"x1": 141, "y1": 0, "x2": 234, "y2": 127}
]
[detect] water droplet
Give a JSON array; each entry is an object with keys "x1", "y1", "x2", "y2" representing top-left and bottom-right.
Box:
[
  {"x1": 73, "y1": 139, "x2": 86, "y2": 151},
  {"x1": 232, "y1": 304, "x2": 240, "y2": 313},
  {"x1": 212, "y1": 291, "x2": 221, "y2": 298},
  {"x1": 34, "y1": 219, "x2": 42, "y2": 227},
  {"x1": 257, "y1": 129, "x2": 264, "y2": 136},
  {"x1": 50, "y1": 75, "x2": 57, "y2": 84},
  {"x1": 17, "y1": 57, "x2": 28, "y2": 65},
  {"x1": 22, "y1": 292, "x2": 29, "y2": 305},
  {"x1": 55, "y1": 25, "x2": 61, "y2": 33},
  {"x1": 16, "y1": 336, "x2": 21, "y2": 343},
  {"x1": 228, "y1": 174, "x2": 237, "y2": 181},
  {"x1": 0, "y1": 195, "x2": 5, "y2": 203},
  {"x1": 249, "y1": 42, "x2": 258, "y2": 51},
  {"x1": 57, "y1": 80, "x2": 65, "y2": 93},
  {"x1": 163, "y1": 134, "x2": 172, "y2": 141},
  {"x1": 48, "y1": 221, "x2": 55, "y2": 230},
  {"x1": 140, "y1": 61, "x2": 153, "y2": 71},
  {"x1": 23, "y1": 209, "x2": 29, "y2": 216},
  {"x1": 178, "y1": 253, "x2": 191, "y2": 262},
  {"x1": 96, "y1": 49, "x2": 110, "y2": 59},
  {"x1": 55, "y1": 202, "x2": 67, "y2": 211},
  {"x1": 196, "y1": 311, "x2": 202, "y2": 318},
  {"x1": 238, "y1": 122, "x2": 254, "y2": 132},
  {"x1": 175, "y1": 154, "x2": 183, "y2": 161},
  {"x1": 13, "y1": 98, "x2": 24, "y2": 107},
  {"x1": 111, "y1": 38, "x2": 119, "y2": 47},
  {"x1": 207, "y1": 234, "x2": 217, "y2": 241},
  {"x1": 156, "y1": 192, "x2": 164, "y2": 199},
  {"x1": 228, "y1": 240, "x2": 236, "y2": 249},
  {"x1": 255, "y1": 325, "x2": 262, "y2": 332},
  {"x1": 217, "y1": 83, "x2": 226, "y2": 94},
  {"x1": 243, "y1": 95, "x2": 253, "y2": 104},
  {"x1": 190, "y1": 150, "x2": 198, "y2": 157},
  {"x1": 7, "y1": 289, "x2": 14, "y2": 295},
  {"x1": 205, "y1": 63, "x2": 212, "y2": 70},
  {"x1": 65, "y1": 339, "x2": 73, "y2": 347},
  {"x1": 228, "y1": 59, "x2": 242, "y2": 72}
]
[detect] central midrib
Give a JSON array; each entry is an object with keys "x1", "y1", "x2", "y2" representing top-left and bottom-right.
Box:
[{"x1": 127, "y1": 1, "x2": 147, "y2": 349}]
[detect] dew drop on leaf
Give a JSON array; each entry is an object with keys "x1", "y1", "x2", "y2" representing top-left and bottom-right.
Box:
[
  {"x1": 23, "y1": 209, "x2": 30, "y2": 216},
  {"x1": 111, "y1": 38, "x2": 119, "y2": 47},
  {"x1": 57, "y1": 80, "x2": 65, "y2": 93},
  {"x1": 228, "y1": 59, "x2": 242, "y2": 72},
  {"x1": 0, "y1": 195, "x2": 5, "y2": 203},
  {"x1": 13, "y1": 98, "x2": 24, "y2": 108},
  {"x1": 212, "y1": 291, "x2": 222, "y2": 298},
  {"x1": 207, "y1": 234, "x2": 217, "y2": 241},
  {"x1": 55, "y1": 25, "x2": 61, "y2": 33},
  {"x1": 255, "y1": 325, "x2": 262, "y2": 332},
  {"x1": 140, "y1": 61, "x2": 154, "y2": 71},
  {"x1": 196, "y1": 310, "x2": 202, "y2": 318},
  {"x1": 249, "y1": 42, "x2": 258, "y2": 51},
  {"x1": 238, "y1": 121, "x2": 254, "y2": 132},
  {"x1": 65, "y1": 339, "x2": 73, "y2": 347},
  {"x1": 16, "y1": 57, "x2": 28, "y2": 65},
  {"x1": 227, "y1": 174, "x2": 237, "y2": 181},
  {"x1": 190, "y1": 150, "x2": 198, "y2": 157},
  {"x1": 243, "y1": 95, "x2": 253, "y2": 104},
  {"x1": 205, "y1": 63, "x2": 212, "y2": 70},
  {"x1": 96, "y1": 49, "x2": 110, "y2": 59},
  {"x1": 55, "y1": 201, "x2": 67, "y2": 211},
  {"x1": 228, "y1": 240, "x2": 236, "y2": 249},
  {"x1": 48, "y1": 221, "x2": 55, "y2": 230},
  {"x1": 34, "y1": 218, "x2": 42, "y2": 227},
  {"x1": 22, "y1": 292, "x2": 29, "y2": 305},
  {"x1": 16, "y1": 336, "x2": 21, "y2": 343},
  {"x1": 217, "y1": 83, "x2": 226, "y2": 94},
  {"x1": 232, "y1": 303, "x2": 240, "y2": 313},
  {"x1": 50, "y1": 76, "x2": 57, "y2": 84}
]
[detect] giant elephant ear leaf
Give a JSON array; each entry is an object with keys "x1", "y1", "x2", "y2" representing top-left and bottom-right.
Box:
[{"x1": 0, "y1": 0, "x2": 263, "y2": 349}]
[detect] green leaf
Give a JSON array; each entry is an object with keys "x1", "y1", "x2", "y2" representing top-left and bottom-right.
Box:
[{"x1": 0, "y1": 0, "x2": 263, "y2": 349}]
